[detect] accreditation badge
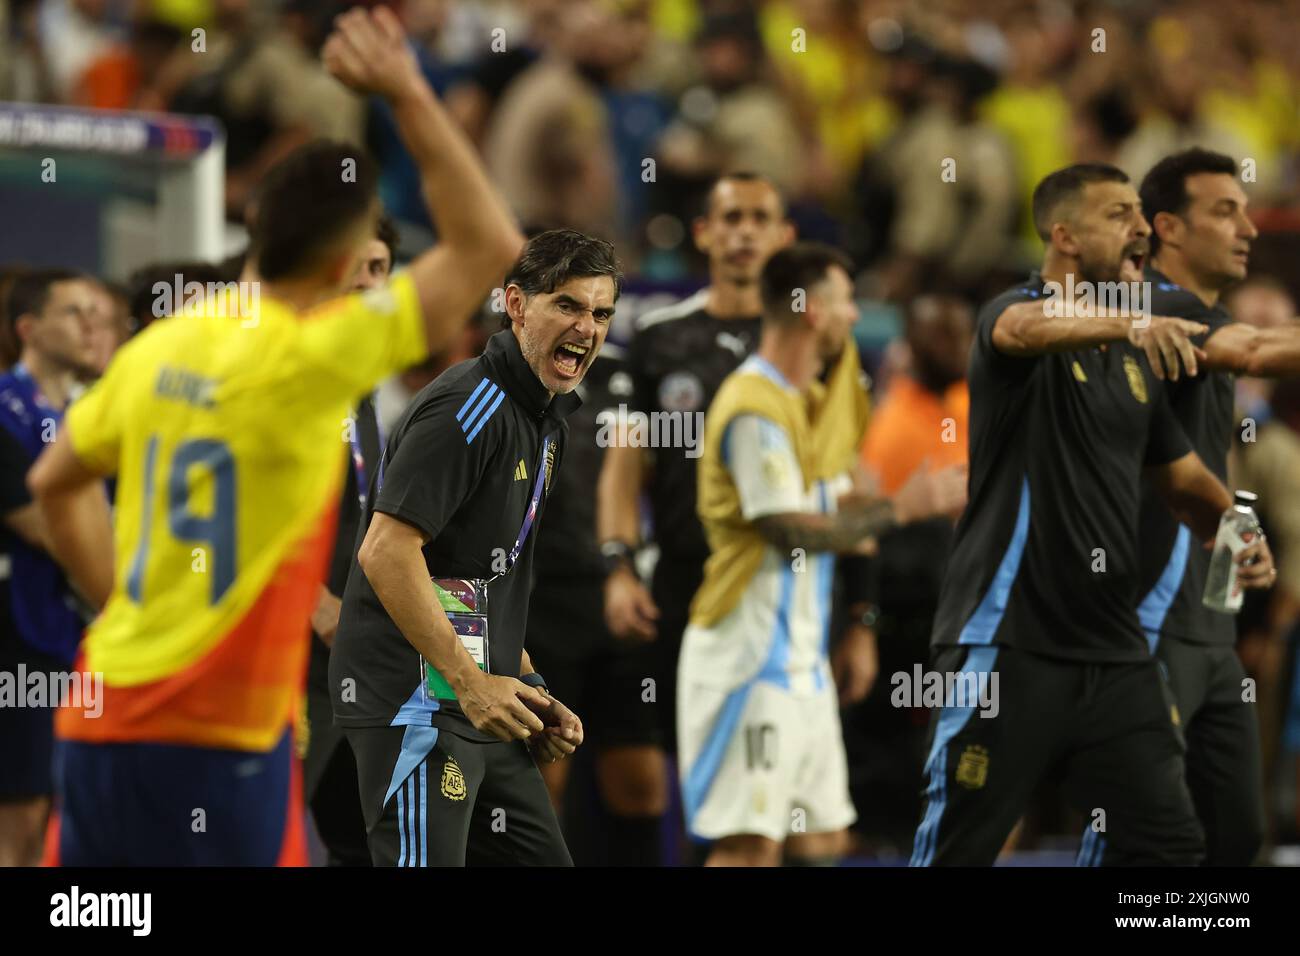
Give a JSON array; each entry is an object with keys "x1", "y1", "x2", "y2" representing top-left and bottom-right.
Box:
[{"x1": 422, "y1": 578, "x2": 491, "y2": 701}]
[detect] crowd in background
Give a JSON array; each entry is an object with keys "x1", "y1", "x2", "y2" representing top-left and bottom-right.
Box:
[
  {"x1": 2, "y1": 0, "x2": 1300, "y2": 862},
  {"x1": 4, "y1": 0, "x2": 1300, "y2": 288}
]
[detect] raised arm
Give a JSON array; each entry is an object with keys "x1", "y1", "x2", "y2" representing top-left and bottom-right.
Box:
[{"x1": 323, "y1": 7, "x2": 524, "y2": 350}]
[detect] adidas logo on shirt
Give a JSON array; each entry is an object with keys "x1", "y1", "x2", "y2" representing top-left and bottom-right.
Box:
[{"x1": 514, "y1": 459, "x2": 528, "y2": 481}]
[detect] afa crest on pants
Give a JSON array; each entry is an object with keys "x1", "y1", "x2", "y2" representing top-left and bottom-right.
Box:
[
  {"x1": 955, "y1": 744, "x2": 989, "y2": 790},
  {"x1": 441, "y1": 757, "x2": 467, "y2": 801}
]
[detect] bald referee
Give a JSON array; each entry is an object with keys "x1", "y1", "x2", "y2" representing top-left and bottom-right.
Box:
[{"x1": 331, "y1": 230, "x2": 620, "y2": 866}]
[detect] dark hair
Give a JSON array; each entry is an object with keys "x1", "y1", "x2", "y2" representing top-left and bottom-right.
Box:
[
  {"x1": 1139, "y1": 148, "x2": 1238, "y2": 255},
  {"x1": 249, "y1": 140, "x2": 378, "y2": 281},
  {"x1": 695, "y1": 12, "x2": 763, "y2": 57},
  {"x1": 375, "y1": 212, "x2": 399, "y2": 264},
  {"x1": 759, "y1": 241, "x2": 853, "y2": 325},
  {"x1": 703, "y1": 170, "x2": 783, "y2": 216},
  {"x1": 126, "y1": 261, "x2": 231, "y2": 331},
  {"x1": 501, "y1": 230, "x2": 622, "y2": 327},
  {"x1": 7, "y1": 268, "x2": 85, "y2": 331},
  {"x1": 1031, "y1": 163, "x2": 1130, "y2": 242}
]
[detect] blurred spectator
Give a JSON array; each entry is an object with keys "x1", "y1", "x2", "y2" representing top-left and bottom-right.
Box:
[
  {"x1": 167, "y1": 0, "x2": 364, "y2": 217},
  {"x1": 3, "y1": 0, "x2": 53, "y2": 102},
  {"x1": 657, "y1": 13, "x2": 804, "y2": 199},
  {"x1": 1227, "y1": 277, "x2": 1298, "y2": 423},
  {"x1": 0, "y1": 268, "x2": 96, "y2": 867},
  {"x1": 78, "y1": 17, "x2": 186, "y2": 111},
  {"x1": 1069, "y1": 87, "x2": 1139, "y2": 166},
  {"x1": 1114, "y1": 14, "x2": 1262, "y2": 199},
  {"x1": 80, "y1": 278, "x2": 129, "y2": 379},
  {"x1": 0, "y1": 268, "x2": 29, "y2": 371},
  {"x1": 32, "y1": 0, "x2": 123, "y2": 103},
  {"x1": 860, "y1": 293, "x2": 971, "y2": 494},
  {"x1": 865, "y1": 43, "x2": 1017, "y2": 301},
  {"x1": 124, "y1": 259, "x2": 237, "y2": 334},
  {"x1": 1227, "y1": 278, "x2": 1300, "y2": 840},
  {"x1": 845, "y1": 293, "x2": 971, "y2": 854},
  {"x1": 443, "y1": 0, "x2": 562, "y2": 147},
  {"x1": 482, "y1": 0, "x2": 624, "y2": 240},
  {"x1": 365, "y1": 0, "x2": 467, "y2": 230},
  {"x1": 1233, "y1": 377, "x2": 1300, "y2": 843},
  {"x1": 979, "y1": 17, "x2": 1073, "y2": 249},
  {"x1": 758, "y1": 0, "x2": 891, "y2": 200}
]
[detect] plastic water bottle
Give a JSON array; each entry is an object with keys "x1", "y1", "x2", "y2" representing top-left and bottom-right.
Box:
[{"x1": 1202, "y1": 491, "x2": 1261, "y2": 614}]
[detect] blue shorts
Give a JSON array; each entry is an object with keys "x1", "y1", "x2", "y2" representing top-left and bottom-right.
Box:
[{"x1": 57, "y1": 730, "x2": 291, "y2": 866}]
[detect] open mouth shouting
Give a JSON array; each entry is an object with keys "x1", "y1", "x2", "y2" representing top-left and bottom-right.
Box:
[
  {"x1": 552, "y1": 340, "x2": 591, "y2": 380},
  {"x1": 1120, "y1": 245, "x2": 1147, "y2": 282}
]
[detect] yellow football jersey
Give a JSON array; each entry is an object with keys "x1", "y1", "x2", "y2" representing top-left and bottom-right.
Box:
[{"x1": 59, "y1": 275, "x2": 427, "y2": 751}]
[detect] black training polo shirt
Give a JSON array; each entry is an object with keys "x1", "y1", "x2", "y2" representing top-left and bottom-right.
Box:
[
  {"x1": 1136, "y1": 266, "x2": 1235, "y2": 647},
  {"x1": 627, "y1": 292, "x2": 761, "y2": 563},
  {"x1": 931, "y1": 275, "x2": 1192, "y2": 662},
  {"x1": 330, "y1": 330, "x2": 579, "y2": 741}
]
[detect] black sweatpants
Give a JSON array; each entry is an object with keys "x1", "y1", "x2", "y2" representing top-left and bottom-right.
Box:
[
  {"x1": 910, "y1": 644, "x2": 1204, "y2": 866},
  {"x1": 306, "y1": 680, "x2": 371, "y2": 866},
  {"x1": 347, "y1": 724, "x2": 572, "y2": 867},
  {"x1": 1156, "y1": 637, "x2": 1265, "y2": 866}
]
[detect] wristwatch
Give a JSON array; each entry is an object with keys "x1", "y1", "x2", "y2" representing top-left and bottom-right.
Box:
[
  {"x1": 851, "y1": 603, "x2": 881, "y2": 630},
  {"x1": 599, "y1": 539, "x2": 638, "y2": 577},
  {"x1": 520, "y1": 671, "x2": 549, "y2": 693}
]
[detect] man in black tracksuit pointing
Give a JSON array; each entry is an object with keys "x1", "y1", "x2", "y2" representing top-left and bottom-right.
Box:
[{"x1": 910, "y1": 164, "x2": 1275, "y2": 866}]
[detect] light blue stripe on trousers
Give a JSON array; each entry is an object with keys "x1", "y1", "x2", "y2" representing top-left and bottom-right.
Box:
[{"x1": 910, "y1": 645, "x2": 1000, "y2": 866}]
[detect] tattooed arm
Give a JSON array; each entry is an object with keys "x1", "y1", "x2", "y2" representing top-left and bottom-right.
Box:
[
  {"x1": 751, "y1": 465, "x2": 968, "y2": 555},
  {"x1": 754, "y1": 498, "x2": 898, "y2": 554}
]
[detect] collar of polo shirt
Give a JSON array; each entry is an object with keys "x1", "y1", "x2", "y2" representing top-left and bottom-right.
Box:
[{"x1": 485, "y1": 329, "x2": 583, "y2": 421}]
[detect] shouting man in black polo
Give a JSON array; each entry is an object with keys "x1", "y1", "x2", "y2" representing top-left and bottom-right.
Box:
[{"x1": 331, "y1": 230, "x2": 619, "y2": 866}]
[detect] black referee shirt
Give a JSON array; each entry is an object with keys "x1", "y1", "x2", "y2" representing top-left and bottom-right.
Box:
[
  {"x1": 533, "y1": 346, "x2": 632, "y2": 582},
  {"x1": 1136, "y1": 266, "x2": 1236, "y2": 647},
  {"x1": 330, "y1": 330, "x2": 579, "y2": 741},
  {"x1": 931, "y1": 275, "x2": 1193, "y2": 662},
  {"x1": 627, "y1": 293, "x2": 760, "y2": 562}
]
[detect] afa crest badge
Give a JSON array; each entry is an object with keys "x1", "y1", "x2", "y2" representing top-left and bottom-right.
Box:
[
  {"x1": 955, "y1": 744, "x2": 989, "y2": 790},
  {"x1": 1123, "y1": 354, "x2": 1148, "y2": 404},
  {"x1": 441, "y1": 757, "x2": 467, "y2": 801}
]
